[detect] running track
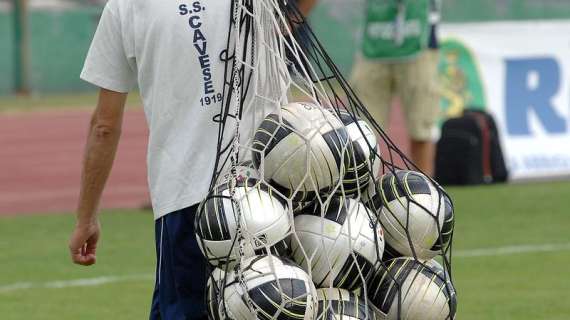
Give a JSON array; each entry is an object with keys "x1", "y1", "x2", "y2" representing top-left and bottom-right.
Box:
[
  {"x1": 0, "y1": 109, "x2": 149, "y2": 216},
  {"x1": 0, "y1": 105, "x2": 408, "y2": 216}
]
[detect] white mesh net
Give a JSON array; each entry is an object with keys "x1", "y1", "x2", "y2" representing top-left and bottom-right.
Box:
[{"x1": 196, "y1": 1, "x2": 457, "y2": 319}]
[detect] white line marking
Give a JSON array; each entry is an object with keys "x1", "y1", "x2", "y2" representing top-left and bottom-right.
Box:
[
  {"x1": 455, "y1": 243, "x2": 570, "y2": 258},
  {"x1": 0, "y1": 273, "x2": 154, "y2": 294}
]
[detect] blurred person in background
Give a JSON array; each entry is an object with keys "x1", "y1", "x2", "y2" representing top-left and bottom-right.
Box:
[
  {"x1": 297, "y1": 0, "x2": 318, "y2": 17},
  {"x1": 67, "y1": 0, "x2": 319, "y2": 319},
  {"x1": 351, "y1": 0, "x2": 441, "y2": 176},
  {"x1": 428, "y1": 0, "x2": 442, "y2": 88}
]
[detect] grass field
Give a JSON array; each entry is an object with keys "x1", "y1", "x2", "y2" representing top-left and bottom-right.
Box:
[{"x1": 1, "y1": 181, "x2": 570, "y2": 319}]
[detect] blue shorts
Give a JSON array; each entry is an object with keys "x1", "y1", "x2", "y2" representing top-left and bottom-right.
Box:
[{"x1": 149, "y1": 204, "x2": 208, "y2": 320}]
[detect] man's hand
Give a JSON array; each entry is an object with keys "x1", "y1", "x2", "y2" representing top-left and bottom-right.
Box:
[{"x1": 69, "y1": 220, "x2": 101, "y2": 266}]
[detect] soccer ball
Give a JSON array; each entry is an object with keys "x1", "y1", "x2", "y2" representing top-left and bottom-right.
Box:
[
  {"x1": 214, "y1": 255, "x2": 318, "y2": 320},
  {"x1": 316, "y1": 288, "x2": 379, "y2": 320},
  {"x1": 371, "y1": 170, "x2": 446, "y2": 260},
  {"x1": 368, "y1": 258, "x2": 457, "y2": 320},
  {"x1": 195, "y1": 179, "x2": 291, "y2": 267},
  {"x1": 291, "y1": 197, "x2": 384, "y2": 290},
  {"x1": 337, "y1": 110, "x2": 380, "y2": 197},
  {"x1": 252, "y1": 102, "x2": 349, "y2": 202}
]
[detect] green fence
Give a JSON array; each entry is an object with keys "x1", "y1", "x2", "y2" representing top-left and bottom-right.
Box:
[
  {"x1": 0, "y1": 9, "x2": 14, "y2": 95},
  {"x1": 1, "y1": 1, "x2": 570, "y2": 95},
  {"x1": 28, "y1": 8, "x2": 101, "y2": 92},
  {"x1": 0, "y1": 6, "x2": 100, "y2": 95},
  {"x1": 443, "y1": 0, "x2": 570, "y2": 22}
]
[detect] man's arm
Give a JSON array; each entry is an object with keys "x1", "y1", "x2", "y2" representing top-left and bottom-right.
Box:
[
  {"x1": 297, "y1": 0, "x2": 318, "y2": 17},
  {"x1": 69, "y1": 88, "x2": 127, "y2": 266}
]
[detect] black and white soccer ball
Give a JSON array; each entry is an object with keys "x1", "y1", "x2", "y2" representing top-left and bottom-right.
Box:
[
  {"x1": 291, "y1": 197, "x2": 384, "y2": 290},
  {"x1": 316, "y1": 288, "x2": 379, "y2": 320},
  {"x1": 368, "y1": 258, "x2": 457, "y2": 320},
  {"x1": 337, "y1": 110, "x2": 380, "y2": 197},
  {"x1": 195, "y1": 180, "x2": 291, "y2": 267},
  {"x1": 252, "y1": 102, "x2": 349, "y2": 202},
  {"x1": 208, "y1": 255, "x2": 318, "y2": 320},
  {"x1": 369, "y1": 170, "x2": 447, "y2": 260}
]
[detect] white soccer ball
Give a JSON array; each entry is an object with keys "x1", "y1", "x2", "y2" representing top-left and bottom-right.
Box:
[
  {"x1": 337, "y1": 110, "x2": 380, "y2": 197},
  {"x1": 291, "y1": 197, "x2": 384, "y2": 290},
  {"x1": 195, "y1": 180, "x2": 291, "y2": 267},
  {"x1": 368, "y1": 258, "x2": 457, "y2": 320},
  {"x1": 372, "y1": 170, "x2": 446, "y2": 260},
  {"x1": 252, "y1": 102, "x2": 349, "y2": 202},
  {"x1": 215, "y1": 255, "x2": 318, "y2": 320},
  {"x1": 316, "y1": 288, "x2": 379, "y2": 320}
]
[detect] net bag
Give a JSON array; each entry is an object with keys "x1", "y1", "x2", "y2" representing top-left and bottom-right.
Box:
[{"x1": 195, "y1": 1, "x2": 457, "y2": 319}]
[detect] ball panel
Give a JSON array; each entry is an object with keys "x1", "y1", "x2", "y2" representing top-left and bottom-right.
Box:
[
  {"x1": 332, "y1": 252, "x2": 378, "y2": 290},
  {"x1": 429, "y1": 195, "x2": 455, "y2": 253},
  {"x1": 380, "y1": 171, "x2": 432, "y2": 203},
  {"x1": 337, "y1": 111, "x2": 379, "y2": 197},
  {"x1": 321, "y1": 127, "x2": 350, "y2": 171},
  {"x1": 292, "y1": 198, "x2": 384, "y2": 290},
  {"x1": 199, "y1": 191, "x2": 233, "y2": 241},
  {"x1": 317, "y1": 288, "x2": 379, "y2": 320},
  {"x1": 300, "y1": 197, "x2": 350, "y2": 225},
  {"x1": 252, "y1": 113, "x2": 295, "y2": 168}
]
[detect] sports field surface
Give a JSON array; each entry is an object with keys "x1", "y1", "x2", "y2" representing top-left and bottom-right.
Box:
[{"x1": 1, "y1": 181, "x2": 569, "y2": 319}]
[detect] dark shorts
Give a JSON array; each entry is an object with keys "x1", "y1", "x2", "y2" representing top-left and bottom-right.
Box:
[{"x1": 149, "y1": 204, "x2": 208, "y2": 320}]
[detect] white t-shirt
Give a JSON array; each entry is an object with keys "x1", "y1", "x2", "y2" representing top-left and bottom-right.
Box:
[{"x1": 81, "y1": 0, "x2": 282, "y2": 219}]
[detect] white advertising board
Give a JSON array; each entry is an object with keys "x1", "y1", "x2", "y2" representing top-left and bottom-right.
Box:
[{"x1": 440, "y1": 21, "x2": 570, "y2": 180}]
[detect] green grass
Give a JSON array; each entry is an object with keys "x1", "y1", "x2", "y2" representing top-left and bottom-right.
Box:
[
  {"x1": 448, "y1": 181, "x2": 570, "y2": 319},
  {"x1": 1, "y1": 182, "x2": 570, "y2": 319},
  {"x1": 0, "y1": 92, "x2": 142, "y2": 114},
  {"x1": 0, "y1": 210, "x2": 156, "y2": 319}
]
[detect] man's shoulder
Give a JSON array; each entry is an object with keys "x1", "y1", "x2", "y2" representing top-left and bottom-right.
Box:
[{"x1": 104, "y1": 0, "x2": 138, "y2": 16}]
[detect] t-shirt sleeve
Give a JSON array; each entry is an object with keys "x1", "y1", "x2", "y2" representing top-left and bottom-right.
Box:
[{"x1": 80, "y1": 2, "x2": 136, "y2": 93}]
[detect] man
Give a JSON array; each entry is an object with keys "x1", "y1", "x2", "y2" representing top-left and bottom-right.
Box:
[
  {"x1": 68, "y1": 0, "x2": 321, "y2": 319},
  {"x1": 68, "y1": 1, "x2": 234, "y2": 319},
  {"x1": 351, "y1": 0, "x2": 440, "y2": 175}
]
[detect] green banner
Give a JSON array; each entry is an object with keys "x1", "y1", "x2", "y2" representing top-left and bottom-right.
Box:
[{"x1": 438, "y1": 39, "x2": 486, "y2": 118}]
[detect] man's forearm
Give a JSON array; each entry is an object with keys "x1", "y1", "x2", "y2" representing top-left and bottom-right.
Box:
[
  {"x1": 76, "y1": 119, "x2": 122, "y2": 224},
  {"x1": 76, "y1": 89, "x2": 127, "y2": 225}
]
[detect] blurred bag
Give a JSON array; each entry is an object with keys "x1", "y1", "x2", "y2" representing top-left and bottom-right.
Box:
[{"x1": 435, "y1": 109, "x2": 508, "y2": 185}]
